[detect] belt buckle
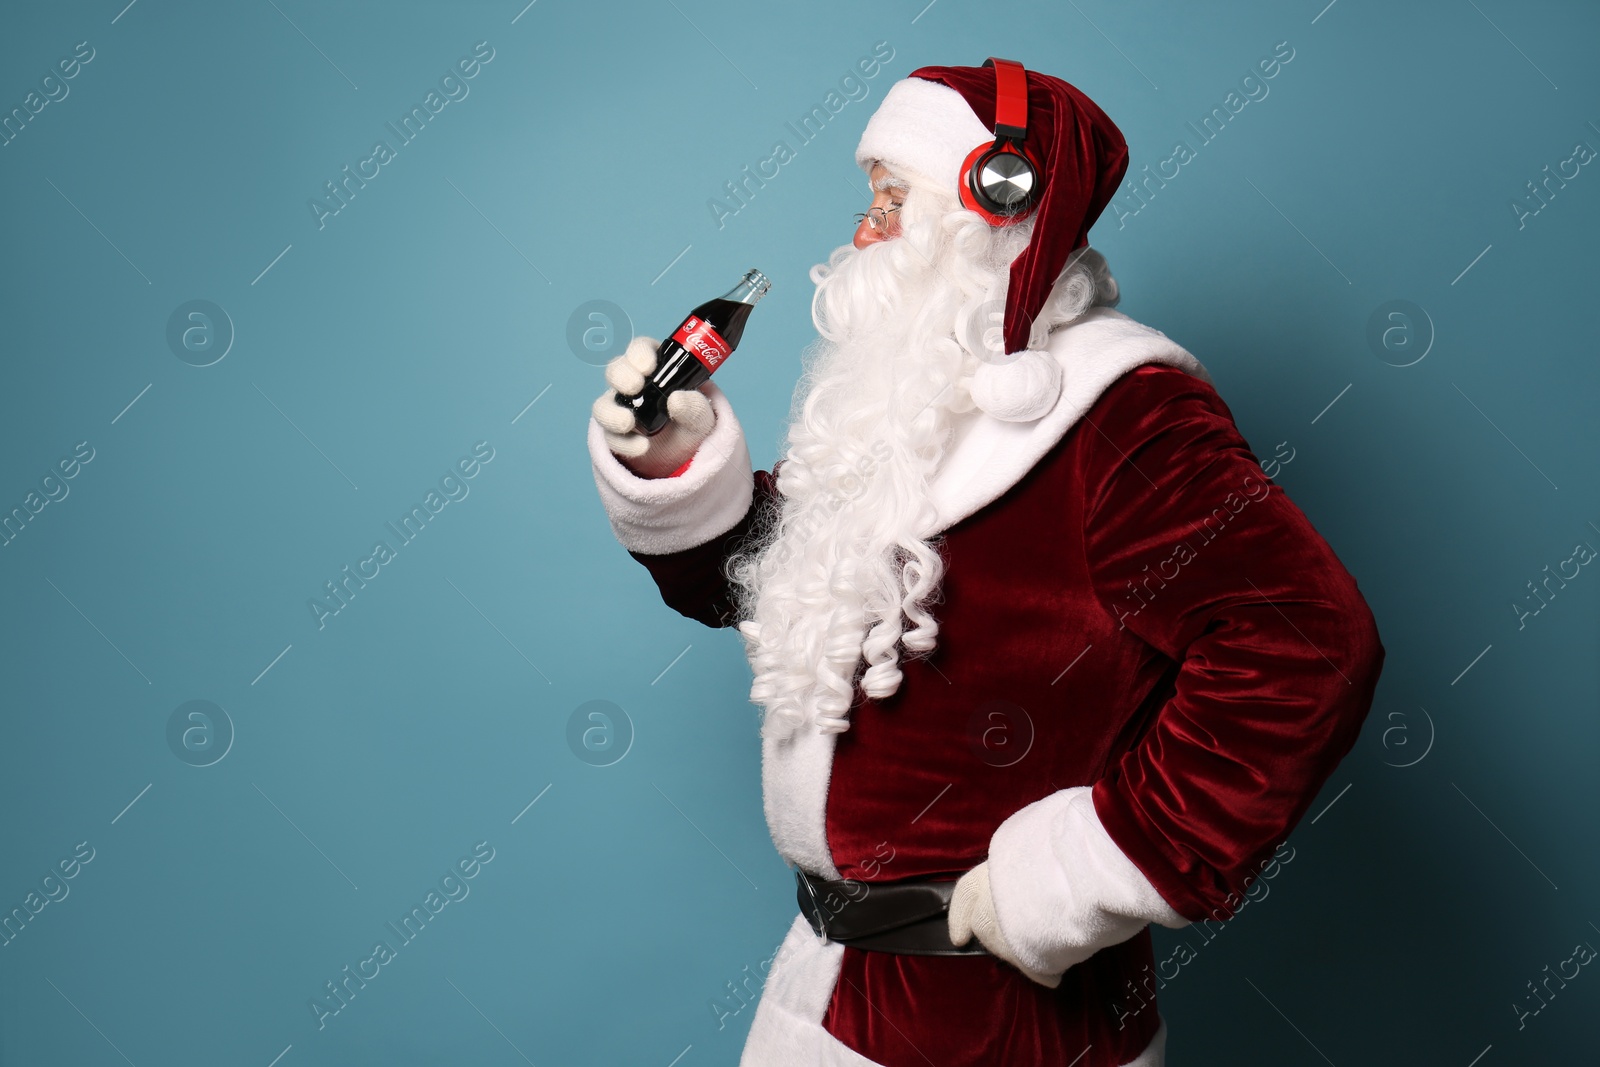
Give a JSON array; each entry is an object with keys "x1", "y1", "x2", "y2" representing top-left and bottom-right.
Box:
[{"x1": 794, "y1": 867, "x2": 831, "y2": 945}]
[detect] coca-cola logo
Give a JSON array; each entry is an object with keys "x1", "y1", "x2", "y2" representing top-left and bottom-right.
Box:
[
  {"x1": 672, "y1": 315, "x2": 731, "y2": 369},
  {"x1": 687, "y1": 333, "x2": 722, "y2": 365}
]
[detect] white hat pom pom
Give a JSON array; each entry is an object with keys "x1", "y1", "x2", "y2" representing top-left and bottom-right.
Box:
[{"x1": 970, "y1": 349, "x2": 1064, "y2": 423}]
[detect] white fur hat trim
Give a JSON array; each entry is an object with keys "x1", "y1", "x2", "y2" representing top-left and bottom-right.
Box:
[{"x1": 855, "y1": 76, "x2": 992, "y2": 191}]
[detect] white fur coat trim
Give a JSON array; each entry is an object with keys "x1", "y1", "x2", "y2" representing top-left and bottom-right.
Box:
[
  {"x1": 587, "y1": 380, "x2": 755, "y2": 556},
  {"x1": 738, "y1": 913, "x2": 1170, "y2": 1066},
  {"x1": 762, "y1": 722, "x2": 839, "y2": 878},
  {"x1": 987, "y1": 785, "x2": 1192, "y2": 980}
]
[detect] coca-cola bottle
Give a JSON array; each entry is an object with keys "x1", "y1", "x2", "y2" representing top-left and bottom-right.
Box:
[{"x1": 616, "y1": 268, "x2": 771, "y2": 436}]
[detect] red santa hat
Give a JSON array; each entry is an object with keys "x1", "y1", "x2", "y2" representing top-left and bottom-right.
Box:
[{"x1": 855, "y1": 61, "x2": 1129, "y2": 360}]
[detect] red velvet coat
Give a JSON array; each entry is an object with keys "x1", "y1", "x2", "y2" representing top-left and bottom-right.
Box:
[{"x1": 592, "y1": 317, "x2": 1385, "y2": 1066}]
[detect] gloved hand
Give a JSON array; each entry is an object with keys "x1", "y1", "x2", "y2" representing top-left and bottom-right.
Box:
[
  {"x1": 948, "y1": 861, "x2": 1064, "y2": 989},
  {"x1": 591, "y1": 335, "x2": 717, "y2": 480}
]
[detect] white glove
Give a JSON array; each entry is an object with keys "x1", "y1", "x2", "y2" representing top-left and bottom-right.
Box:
[
  {"x1": 948, "y1": 861, "x2": 1064, "y2": 989},
  {"x1": 591, "y1": 335, "x2": 717, "y2": 480}
]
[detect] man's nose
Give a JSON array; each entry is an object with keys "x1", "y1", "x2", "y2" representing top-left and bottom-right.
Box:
[{"x1": 853, "y1": 217, "x2": 886, "y2": 249}]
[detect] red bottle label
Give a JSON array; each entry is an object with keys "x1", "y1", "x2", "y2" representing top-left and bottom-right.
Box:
[{"x1": 671, "y1": 315, "x2": 733, "y2": 371}]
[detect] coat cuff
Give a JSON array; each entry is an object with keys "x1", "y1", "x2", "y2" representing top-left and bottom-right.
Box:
[
  {"x1": 986, "y1": 785, "x2": 1191, "y2": 977},
  {"x1": 586, "y1": 380, "x2": 756, "y2": 555}
]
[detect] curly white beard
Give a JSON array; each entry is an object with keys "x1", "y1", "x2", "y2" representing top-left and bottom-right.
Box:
[{"x1": 728, "y1": 185, "x2": 1117, "y2": 742}]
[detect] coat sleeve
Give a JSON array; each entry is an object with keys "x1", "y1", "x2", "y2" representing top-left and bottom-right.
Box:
[
  {"x1": 1079, "y1": 365, "x2": 1384, "y2": 922},
  {"x1": 982, "y1": 364, "x2": 1384, "y2": 978},
  {"x1": 587, "y1": 380, "x2": 780, "y2": 629}
]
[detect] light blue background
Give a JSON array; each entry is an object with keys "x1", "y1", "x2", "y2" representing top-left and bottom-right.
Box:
[{"x1": 2, "y1": 0, "x2": 1596, "y2": 1064}]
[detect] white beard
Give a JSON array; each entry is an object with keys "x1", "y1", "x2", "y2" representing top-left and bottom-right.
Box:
[{"x1": 728, "y1": 188, "x2": 1116, "y2": 742}]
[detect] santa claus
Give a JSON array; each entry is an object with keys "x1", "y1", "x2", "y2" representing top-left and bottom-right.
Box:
[{"x1": 587, "y1": 58, "x2": 1384, "y2": 1067}]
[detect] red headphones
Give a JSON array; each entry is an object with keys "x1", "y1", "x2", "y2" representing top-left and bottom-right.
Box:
[{"x1": 957, "y1": 58, "x2": 1044, "y2": 226}]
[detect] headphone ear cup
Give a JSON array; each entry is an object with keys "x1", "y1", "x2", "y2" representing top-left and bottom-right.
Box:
[
  {"x1": 958, "y1": 141, "x2": 1043, "y2": 226},
  {"x1": 957, "y1": 141, "x2": 1001, "y2": 223}
]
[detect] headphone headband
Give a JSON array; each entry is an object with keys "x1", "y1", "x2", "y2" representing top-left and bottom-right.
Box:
[{"x1": 984, "y1": 58, "x2": 1029, "y2": 142}]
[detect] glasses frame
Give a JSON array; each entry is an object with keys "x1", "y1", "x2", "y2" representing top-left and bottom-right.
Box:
[{"x1": 852, "y1": 204, "x2": 902, "y2": 233}]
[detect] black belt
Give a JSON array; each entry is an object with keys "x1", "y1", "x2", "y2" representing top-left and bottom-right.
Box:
[{"x1": 794, "y1": 867, "x2": 992, "y2": 956}]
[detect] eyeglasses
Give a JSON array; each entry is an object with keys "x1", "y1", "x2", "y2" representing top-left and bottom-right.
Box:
[{"x1": 852, "y1": 205, "x2": 902, "y2": 232}]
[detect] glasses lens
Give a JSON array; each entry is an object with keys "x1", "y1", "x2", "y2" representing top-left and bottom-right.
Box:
[{"x1": 855, "y1": 207, "x2": 898, "y2": 232}]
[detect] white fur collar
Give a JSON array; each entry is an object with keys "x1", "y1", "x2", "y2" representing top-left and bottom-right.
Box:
[{"x1": 926, "y1": 306, "x2": 1212, "y2": 535}]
